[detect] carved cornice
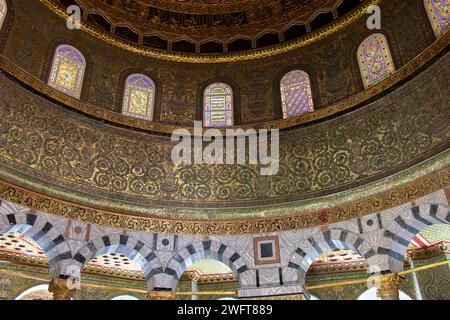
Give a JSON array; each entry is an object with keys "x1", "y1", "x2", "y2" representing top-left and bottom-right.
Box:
[
  {"x1": 40, "y1": 0, "x2": 383, "y2": 63},
  {"x1": 0, "y1": 31, "x2": 448, "y2": 134}
]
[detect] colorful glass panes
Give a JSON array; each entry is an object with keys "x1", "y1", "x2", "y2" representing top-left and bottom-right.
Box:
[
  {"x1": 357, "y1": 33, "x2": 395, "y2": 89},
  {"x1": 203, "y1": 82, "x2": 233, "y2": 127},
  {"x1": 424, "y1": 0, "x2": 449, "y2": 38},
  {"x1": 122, "y1": 74, "x2": 155, "y2": 121},
  {"x1": 48, "y1": 45, "x2": 86, "y2": 99},
  {"x1": 280, "y1": 70, "x2": 314, "y2": 119},
  {"x1": 0, "y1": 0, "x2": 6, "y2": 30}
]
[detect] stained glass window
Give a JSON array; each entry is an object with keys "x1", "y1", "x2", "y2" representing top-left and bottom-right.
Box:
[
  {"x1": 48, "y1": 45, "x2": 86, "y2": 99},
  {"x1": 122, "y1": 74, "x2": 155, "y2": 121},
  {"x1": 0, "y1": 0, "x2": 7, "y2": 30},
  {"x1": 424, "y1": 0, "x2": 449, "y2": 38},
  {"x1": 203, "y1": 82, "x2": 233, "y2": 127},
  {"x1": 357, "y1": 33, "x2": 395, "y2": 89},
  {"x1": 280, "y1": 70, "x2": 314, "y2": 119}
]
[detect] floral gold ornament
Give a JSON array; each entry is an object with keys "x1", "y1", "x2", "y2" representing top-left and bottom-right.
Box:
[{"x1": 375, "y1": 273, "x2": 401, "y2": 299}]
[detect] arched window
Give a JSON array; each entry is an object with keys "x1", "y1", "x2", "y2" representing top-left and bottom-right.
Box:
[
  {"x1": 48, "y1": 45, "x2": 86, "y2": 99},
  {"x1": 0, "y1": 0, "x2": 7, "y2": 30},
  {"x1": 203, "y1": 82, "x2": 233, "y2": 127},
  {"x1": 280, "y1": 70, "x2": 314, "y2": 119},
  {"x1": 357, "y1": 33, "x2": 395, "y2": 89},
  {"x1": 122, "y1": 74, "x2": 155, "y2": 121},
  {"x1": 424, "y1": 0, "x2": 449, "y2": 38}
]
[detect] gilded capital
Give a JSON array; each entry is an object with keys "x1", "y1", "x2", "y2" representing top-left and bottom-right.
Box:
[
  {"x1": 48, "y1": 278, "x2": 80, "y2": 300},
  {"x1": 147, "y1": 291, "x2": 176, "y2": 300},
  {"x1": 376, "y1": 273, "x2": 401, "y2": 300}
]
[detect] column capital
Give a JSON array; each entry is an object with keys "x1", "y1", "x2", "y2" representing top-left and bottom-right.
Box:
[
  {"x1": 48, "y1": 278, "x2": 80, "y2": 300},
  {"x1": 376, "y1": 273, "x2": 401, "y2": 300},
  {"x1": 146, "y1": 291, "x2": 176, "y2": 300}
]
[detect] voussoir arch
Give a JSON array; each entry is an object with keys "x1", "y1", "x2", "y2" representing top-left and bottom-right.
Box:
[
  {"x1": 164, "y1": 239, "x2": 250, "y2": 290},
  {"x1": 287, "y1": 229, "x2": 377, "y2": 283}
]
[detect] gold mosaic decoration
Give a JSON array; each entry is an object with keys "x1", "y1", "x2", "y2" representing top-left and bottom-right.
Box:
[{"x1": 0, "y1": 164, "x2": 447, "y2": 235}]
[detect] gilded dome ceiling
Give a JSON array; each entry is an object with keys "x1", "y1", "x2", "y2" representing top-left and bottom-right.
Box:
[{"x1": 58, "y1": 0, "x2": 365, "y2": 53}]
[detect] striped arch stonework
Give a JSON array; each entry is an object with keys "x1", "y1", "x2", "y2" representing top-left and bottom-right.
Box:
[
  {"x1": 164, "y1": 239, "x2": 250, "y2": 290},
  {"x1": 0, "y1": 199, "x2": 72, "y2": 275},
  {"x1": 70, "y1": 233, "x2": 163, "y2": 284},
  {"x1": 379, "y1": 204, "x2": 450, "y2": 273},
  {"x1": 287, "y1": 229, "x2": 376, "y2": 283}
]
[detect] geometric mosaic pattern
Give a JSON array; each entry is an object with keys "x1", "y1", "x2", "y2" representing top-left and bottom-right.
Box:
[
  {"x1": 122, "y1": 74, "x2": 155, "y2": 121},
  {"x1": 424, "y1": 0, "x2": 450, "y2": 38},
  {"x1": 0, "y1": 0, "x2": 6, "y2": 31},
  {"x1": 48, "y1": 45, "x2": 86, "y2": 99},
  {"x1": 357, "y1": 33, "x2": 395, "y2": 89},
  {"x1": 203, "y1": 82, "x2": 233, "y2": 127},
  {"x1": 280, "y1": 70, "x2": 314, "y2": 118}
]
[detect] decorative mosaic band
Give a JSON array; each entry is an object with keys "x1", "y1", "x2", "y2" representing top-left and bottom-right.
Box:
[{"x1": 0, "y1": 163, "x2": 447, "y2": 236}]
